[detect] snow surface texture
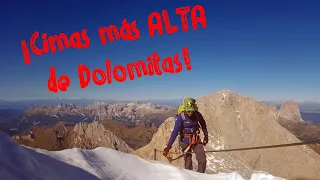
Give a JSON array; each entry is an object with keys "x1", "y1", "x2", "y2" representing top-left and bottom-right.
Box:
[{"x1": 0, "y1": 132, "x2": 285, "y2": 180}]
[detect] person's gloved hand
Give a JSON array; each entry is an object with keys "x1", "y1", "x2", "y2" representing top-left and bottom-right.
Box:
[
  {"x1": 202, "y1": 135, "x2": 209, "y2": 146},
  {"x1": 162, "y1": 146, "x2": 171, "y2": 157}
]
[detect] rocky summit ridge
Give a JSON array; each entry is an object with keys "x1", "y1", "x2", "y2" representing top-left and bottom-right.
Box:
[{"x1": 135, "y1": 89, "x2": 320, "y2": 180}]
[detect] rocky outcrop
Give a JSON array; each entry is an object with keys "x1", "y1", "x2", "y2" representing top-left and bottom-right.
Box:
[
  {"x1": 65, "y1": 121, "x2": 133, "y2": 153},
  {"x1": 136, "y1": 89, "x2": 320, "y2": 180},
  {"x1": 197, "y1": 89, "x2": 320, "y2": 179},
  {"x1": 278, "y1": 101, "x2": 304, "y2": 122}
]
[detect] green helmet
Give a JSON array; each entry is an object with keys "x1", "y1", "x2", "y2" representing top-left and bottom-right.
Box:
[{"x1": 184, "y1": 97, "x2": 196, "y2": 112}]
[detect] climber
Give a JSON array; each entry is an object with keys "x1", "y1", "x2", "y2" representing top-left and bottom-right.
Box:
[
  {"x1": 29, "y1": 130, "x2": 35, "y2": 139},
  {"x1": 54, "y1": 129, "x2": 63, "y2": 141},
  {"x1": 163, "y1": 97, "x2": 209, "y2": 173},
  {"x1": 113, "y1": 141, "x2": 118, "y2": 151}
]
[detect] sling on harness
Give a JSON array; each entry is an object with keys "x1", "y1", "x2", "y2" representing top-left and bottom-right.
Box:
[{"x1": 180, "y1": 111, "x2": 201, "y2": 151}]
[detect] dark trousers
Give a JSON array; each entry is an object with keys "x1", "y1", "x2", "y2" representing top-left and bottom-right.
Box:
[{"x1": 179, "y1": 141, "x2": 207, "y2": 173}]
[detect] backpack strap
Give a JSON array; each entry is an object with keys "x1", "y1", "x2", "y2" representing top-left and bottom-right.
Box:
[
  {"x1": 178, "y1": 112, "x2": 186, "y2": 141},
  {"x1": 181, "y1": 111, "x2": 186, "y2": 121}
]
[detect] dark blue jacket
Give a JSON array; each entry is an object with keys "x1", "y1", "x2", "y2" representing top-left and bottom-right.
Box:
[{"x1": 167, "y1": 111, "x2": 208, "y2": 148}]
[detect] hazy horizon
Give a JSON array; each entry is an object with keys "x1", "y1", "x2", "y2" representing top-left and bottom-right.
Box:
[{"x1": 1, "y1": 93, "x2": 320, "y2": 103}]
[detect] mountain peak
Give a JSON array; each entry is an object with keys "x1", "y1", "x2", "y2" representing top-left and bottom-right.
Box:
[
  {"x1": 68, "y1": 121, "x2": 133, "y2": 153},
  {"x1": 278, "y1": 100, "x2": 303, "y2": 122}
]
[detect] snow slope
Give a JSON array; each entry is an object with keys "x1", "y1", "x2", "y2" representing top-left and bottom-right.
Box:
[{"x1": 0, "y1": 132, "x2": 285, "y2": 180}]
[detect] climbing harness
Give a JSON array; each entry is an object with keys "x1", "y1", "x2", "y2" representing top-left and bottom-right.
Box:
[
  {"x1": 163, "y1": 131, "x2": 201, "y2": 162},
  {"x1": 163, "y1": 111, "x2": 202, "y2": 162}
]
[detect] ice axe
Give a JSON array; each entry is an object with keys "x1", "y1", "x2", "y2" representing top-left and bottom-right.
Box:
[
  {"x1": 163, "y1": 144, "x2": 192, "y2": 162},
  {"x1": 163, "y1": 132, "x2": 200, "y2": 162}
]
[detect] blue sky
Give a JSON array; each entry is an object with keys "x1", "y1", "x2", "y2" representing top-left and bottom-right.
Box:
[{"x1": 0, "y1": 0, "x2": 319, "y2": 101}]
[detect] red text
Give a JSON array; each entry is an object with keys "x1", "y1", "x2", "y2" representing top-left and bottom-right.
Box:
[
  {"x1": 148, "y1": 5, "x2": 207, "y2": 37},
  {"x1": 47, "y1": 67, "x2": 71, "y2": 93},
  {"x1": 21, "y1": 29, "x2": 91, "y2": 65},
  {"x1": 77, "y1": 46, "x2": 190, "y2": 89},
  {"x1": 98, "y1": 19, "x2": 141, "y2": 45}
]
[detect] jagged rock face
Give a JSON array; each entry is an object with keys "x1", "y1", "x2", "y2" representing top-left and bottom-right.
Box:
[
  {"x1": 12, "y1": 119, "x2": 157, "y2": 152},
  {"x1": 66, "y1": 121, "x2": 133, "y2": 153},
  {"x1": 196, "y1": 89, "x2": 320, "y2": 179},
  {"x1": 278, "y1": 101, "x2": 304, "y2": 122},
  {"x1": 97, "y1": 120, "x2": 158, "y2": 150},
  {"x1": 90, "y1": 101, "x2": 109, "y2": 120}
]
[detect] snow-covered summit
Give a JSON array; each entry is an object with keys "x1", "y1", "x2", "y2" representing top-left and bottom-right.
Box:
[{"x1": 0, "y1": 131, "x2": 284, "y2": 180}]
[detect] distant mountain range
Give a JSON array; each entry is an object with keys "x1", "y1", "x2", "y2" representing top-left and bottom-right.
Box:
[
  {"x1": 1, "y1": 98, "x2": 319, "y2": 123},
  {"x1": 1, "y1": 98, "x2": 320, "y2": 111},
  {"x1": 0, "y1": 101, "x2": 177, "y2": 136},
  {"x1": 0, "y1": 98, "x2": 182, "y2": 110}
]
